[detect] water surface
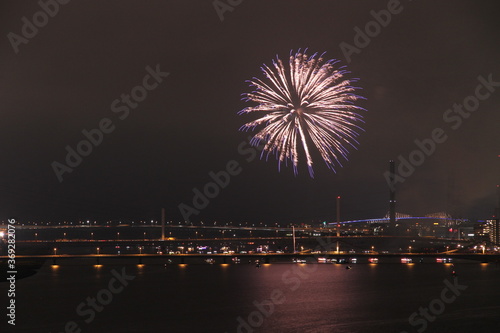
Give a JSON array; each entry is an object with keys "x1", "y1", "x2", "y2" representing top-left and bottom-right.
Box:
[{"x1": 2, "y1": 261, "x2": 499, "y2": 332}]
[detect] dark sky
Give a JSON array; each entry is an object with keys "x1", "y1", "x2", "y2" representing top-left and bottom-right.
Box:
[{"x1": 1, "y1": 0, "x2": 499, "y2": 224}]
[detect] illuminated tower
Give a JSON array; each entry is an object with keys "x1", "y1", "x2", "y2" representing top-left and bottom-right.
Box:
[
  {"x1": 161, "y1": 208, "x2": 165, "y2": 241},
  {"x1": 336, "y1": 196, "x2": 341, "y2": 237},
  {"x1": 389, "y1": 160, "x2": 396, "y2": 225},
  {"x1": 496, "y1": 184, "x2": 500, "y2": 219},
  {"x1": 491, "y1": 155, "x2": 500, "y2": 245}
]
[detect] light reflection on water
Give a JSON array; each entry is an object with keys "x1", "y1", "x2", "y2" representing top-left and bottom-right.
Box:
[{"x1": 4, "y1": 262, "x2": 500, "y2": 333}]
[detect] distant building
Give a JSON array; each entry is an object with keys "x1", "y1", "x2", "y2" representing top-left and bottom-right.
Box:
[
  {"x1": 457, "y1": 226, "x2": 474, "y2": 240},
  {"x1": 474, "y1": 221, "x2": 491, "y2": 241},
  {"x1": 487, "y1": 219, "x2": 500, "y2": 245}
]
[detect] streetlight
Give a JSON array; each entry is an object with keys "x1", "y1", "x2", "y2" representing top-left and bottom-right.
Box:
[
  {"x1": 409, "y1": 246, "x2": 412, "y2": 253},
  {"x1": 371, "y1": 245, "x2": 375, "y2": 253},
  {"x1": 96, "y1": 247, "x2": 100, "y2": 255},
  {"x1": 91, "y1": 232, "x2": 94, "y2": 240},
  {"x1": 143, "y1": 232, "x2": 146, "y2": 240},
  {"x1": 117, "y1": 232, "x2": 120, "y2": 240},
  {"x1": 53, "y1": 248, "x2": 57, "y2": 256},
  {"x1": 35, "y1": 233, "x2": 38, "y2": 240},
  {"x1": 139, "y1": 246, "x2": 142, "y2": 255}
]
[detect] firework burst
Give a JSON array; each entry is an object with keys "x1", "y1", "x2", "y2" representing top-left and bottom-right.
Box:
[{"x1": 238, "y1": 49, "x2": 366, "y2": 177}]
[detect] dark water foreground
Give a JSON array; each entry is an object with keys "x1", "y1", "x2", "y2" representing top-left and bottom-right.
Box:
[{"x1": 1, "y1": 261, "x2": 499, "y2": 333}]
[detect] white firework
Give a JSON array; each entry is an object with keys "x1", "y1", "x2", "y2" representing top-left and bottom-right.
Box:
[{"x1": 238, "y1": 49, "x2": 366, "y2": 177}]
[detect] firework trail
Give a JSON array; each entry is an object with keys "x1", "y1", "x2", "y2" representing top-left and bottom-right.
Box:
[{"x1": 238, "y1": 49, "x2": 366, "y2": 177}]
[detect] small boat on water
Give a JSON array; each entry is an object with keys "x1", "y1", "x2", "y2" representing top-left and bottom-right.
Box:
[{"x1": 292, "y1": 258, "x2": 306, "y2": 263}]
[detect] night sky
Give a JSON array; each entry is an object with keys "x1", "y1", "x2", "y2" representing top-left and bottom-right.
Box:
[{"x1": 1, "y1": 0, "x2": 499, "y2": 224}]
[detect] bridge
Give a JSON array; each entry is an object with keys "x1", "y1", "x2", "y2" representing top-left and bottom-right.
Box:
[
  {"x1": 14, "y1": 234, "x2": 464, "y2": 244},
  {"x1": 5, "y1": 252, "x2": 500, "y2": 266},
  {"x1": 332, "y1": 211, "x2": 457, "y2": 225}
]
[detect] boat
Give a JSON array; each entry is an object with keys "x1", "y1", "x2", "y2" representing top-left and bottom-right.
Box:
[{"x1": 292, "y1": 258, "x2": 306, "y2": 263}]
